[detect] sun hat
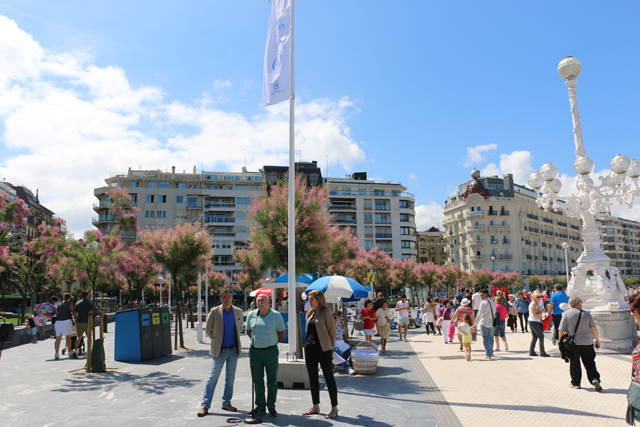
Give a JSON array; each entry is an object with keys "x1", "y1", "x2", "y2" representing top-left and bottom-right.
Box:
[{"x1": 461, "y1": 298, "x2": 470, "y2": 306}]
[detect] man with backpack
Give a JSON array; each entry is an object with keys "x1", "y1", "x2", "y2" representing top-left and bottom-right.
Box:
[{"x1": 473, "y1": 289, "x2": 497, "y2": 360}]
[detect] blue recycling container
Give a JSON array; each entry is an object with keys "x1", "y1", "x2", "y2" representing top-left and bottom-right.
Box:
[{"x1": 114, "y1": 307, "x2": 171, "y2": 362}]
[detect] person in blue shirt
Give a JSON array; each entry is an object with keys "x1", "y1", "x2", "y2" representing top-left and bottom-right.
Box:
[
  {"x1": 515, "y1": 291, "x2": 529, "y2": 333},
  {"x1": 549, "y1": 283, "x2": 569, "y2": 345}
]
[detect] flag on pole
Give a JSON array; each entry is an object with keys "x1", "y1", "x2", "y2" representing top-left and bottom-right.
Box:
[{"x1": 262, "y1": 0, "x2": 294, "y2": 108}]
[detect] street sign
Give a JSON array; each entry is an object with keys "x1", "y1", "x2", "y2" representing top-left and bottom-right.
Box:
[{"x1": 367, "y1": 272, "x2": 377, "y2": 282}]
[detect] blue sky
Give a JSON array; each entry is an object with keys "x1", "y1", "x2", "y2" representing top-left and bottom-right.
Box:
[{"x1": 1, "y1": 1, "x2": 639, "y2": 234}]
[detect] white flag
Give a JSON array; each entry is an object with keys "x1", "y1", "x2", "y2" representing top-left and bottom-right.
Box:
[{"x1": 262, "y1": 0, "x2": 294, "y2": 109}]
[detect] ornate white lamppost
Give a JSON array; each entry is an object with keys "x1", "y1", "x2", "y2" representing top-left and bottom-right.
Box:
[
  {"x1": 527, "y1": 57, "x2": 640, "y2": 350},
  {"x1": 561, "y1": 242, "x2": 570, "y2": 285}
]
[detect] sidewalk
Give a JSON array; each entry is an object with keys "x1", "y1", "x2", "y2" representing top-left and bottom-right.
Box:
[
  {"x1": 406, "y1": 322, "x2": 632, "y2": 427},
  {"x1": 0, "y1": 320, "x2": 437, "y2": 427}
]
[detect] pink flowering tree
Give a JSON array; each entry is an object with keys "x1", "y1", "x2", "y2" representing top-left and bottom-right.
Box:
[
  {"x1": 390, "y1": 258, "x2": 419, "y2": 303},
  {"x1": 111, "y1": 240, "x2": 161, "y2": 303},
  {"x1": 416, "y1": 262, "x2": 442, "y2": 298},
  {"x1": 233, "y1": 246, "x2": 263, "y2": 307},
  {"x1": 439, "y1": 264, "x2": 465, "y2": 298},
  {"x1": 206, "y1": 271, "x2": 229, "y2": 306},
  {"x1": 317, "y1": 227, "x2": 362, "y2": 277},
  {"x1": 491, "y1": 270, "x2": 522, "y2": 294},
  {"x1": 0, "y1": 192, "x2": 31, "y2": 274},
  {"x1": 346, "y1": 247, "x2": 393, "y2": 296},
  {"x1": 246, "y1": 176, "x2": 331, "y2": 275},
  {"x1": 106, "y1": 187, "x2": 139, "y2": 233},
  {"x1": 141, "y1": 222, "x2": 214, "y2": 349},
  {"x1": 468, "y1": 267, "x2": 494, "y2": 289}
]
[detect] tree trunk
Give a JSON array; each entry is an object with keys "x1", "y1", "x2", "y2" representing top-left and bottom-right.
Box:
[
  {"x1": 178, "y1": 302, "x2": 185, "y2": 348},
  {"x1": 174, "y1": 302, "x2": 179, "y2": 350},
  {"x1": 188, "y1": 302, "x2": 195, "y2": 328}
]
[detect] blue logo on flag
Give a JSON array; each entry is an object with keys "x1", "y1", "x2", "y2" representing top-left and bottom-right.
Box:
[{"x1": 273, "y1": 53, "x2": 282, "y2": 71}]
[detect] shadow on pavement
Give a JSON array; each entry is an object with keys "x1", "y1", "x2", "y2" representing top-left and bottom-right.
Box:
[{"x1": 51, "y1": 369, "x2": 201, "y2": 394}]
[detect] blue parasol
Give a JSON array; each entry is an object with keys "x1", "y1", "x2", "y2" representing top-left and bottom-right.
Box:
[{"x1": 303, "y1": 275, "x2": 368, "y2": 302}]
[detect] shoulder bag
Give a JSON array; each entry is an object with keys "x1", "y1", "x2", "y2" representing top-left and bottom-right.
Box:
[
  {"x1": 560, "y1": 310, "x2": 582, "y2": 354},
  {"x1": 490, "y1": 301, "x2": 498, "y2": 328}
]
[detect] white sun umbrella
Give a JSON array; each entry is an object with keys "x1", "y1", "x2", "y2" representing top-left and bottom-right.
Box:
[{"x1": 303, "y1": 275, "x2": 367, "y2": 303}]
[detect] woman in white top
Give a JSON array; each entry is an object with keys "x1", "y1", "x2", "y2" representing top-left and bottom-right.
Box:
[
  {"x1": 528, "y1": 292, "x2": 549, "y2": 357},
  {"x1": 376, "y1": 301, "x2": 392, "y2": 353},
  {"x1": 422, "y1": 298, "x2": 436, "y2": 334}
]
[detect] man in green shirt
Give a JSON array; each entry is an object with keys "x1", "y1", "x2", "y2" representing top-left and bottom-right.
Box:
[{"x1": 246, "y1": 294, "x2": 286, "y2": 417}]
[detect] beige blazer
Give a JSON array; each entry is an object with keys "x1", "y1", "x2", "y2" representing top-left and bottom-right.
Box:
[
  {"x1": 205, "y1": 305, "x2": 244, "y2": 358},
  {"x1": 306, "y1": 307, "x2": 337, "y2": 352}
]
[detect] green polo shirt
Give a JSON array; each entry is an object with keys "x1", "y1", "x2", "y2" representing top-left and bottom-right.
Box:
[{"x1": 245, "y1": 308, "x2": 286, "y2": 348}]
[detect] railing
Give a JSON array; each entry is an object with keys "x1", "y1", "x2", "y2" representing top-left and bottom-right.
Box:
[
  {"x1": 379, "y1": 247, "x2": 393, "y2": 253},
  {"x1": 534, "y1": 256, "x2": 539, "y2": 260},
  {"x1": 469, "y1": 226, "x2": 485, "y2": 232},
  {"x1": 557, "y1": 257, "x2": 563, "y2": 263},
  {"x1": 533, "y1": 242, "x2": 538, "y2": 246},
  {"x1": 375, "y1": 206, "x2": 391, "y2": 211},
  {"x1": 187, "y1": 204, "x2": 203, "y2": 209},
  {"x1": 363, "y1": 203, "x2": 372, "y2": 210},
  {"x1": 571, "y1": 225, "x2": 580, "y2": 230},
  {"x1": 214, "y1": 261, "x2": 237, "y2": 266},
  {"x1": 470, "y1": 255, "x2": 486, "y2": 261},
  {"x1": 542, "y1": 256, "x2": 548, "y2": 261},
  {"x1": 204, "y1": 217, "x2": 235, "y2": 223},
  {"x1": 558, "y1": 222, "x2": 567, "y2": 227},
  {"x1": 498, "y1": 254, "x2": 513, "y2": 260},
  {"x1": 503, "y1": 239, "x2": 511, "y2": 244},
  {"x1": 328, "y1": 204, "x2": 356, "y2": 210},
  {"x1": 490, "y1": 240, "x2": 498, "y2": 245},
  {"x1": 500, "y1": 211, "x2": 510, "y2": 216},
  {"x1": 541, "y1": 242, "x2": 548, "y2": 247},
  {"x1": 205, "y1": 203, "x2": 235, "y2": 208},
  {"x1": 525, "y1": 240, "x2": 532, "y2": 245},
  {"x1": 527, "y1": 214, "x2": 539, "y2": 220},
  {"x1": 543, "y1": 218, "x2": 553, "y2": 224},
  {"x1": 375, "y1": 233, "x2": 393, "y2": 238},
  {"x1": 375, "y1": 220, "x2": 391, "y2": 224},
  {"x1": 470, "y1": 239, "x2": 485, "y2": 245},
  {"x1": 526, "y1": 255, "x2": 532, "y2": 260},
  {"x1": 488, "y1": 211, "x2": 498, "y2": 216},
  {"x1": 332, "y1": 219, "x2": 357, "y2": 224},
  {"x1": 469, "y1": 211, "x2": 483, "y2": 217},
  {"x1": 210, "y1": 232, "x2": 235, "y2": 236},
  {"x1": 328, "y1": 190, "x2": 415, "y2": 199}
]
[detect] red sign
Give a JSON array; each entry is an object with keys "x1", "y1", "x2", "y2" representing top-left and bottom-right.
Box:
[{"x1": 462, "y1": 183, "x2": 490, "y2": 201}]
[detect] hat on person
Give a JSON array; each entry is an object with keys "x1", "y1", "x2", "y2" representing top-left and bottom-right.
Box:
[{"x1": 461, "y1": 298, "x2": 470, "y2": 306}]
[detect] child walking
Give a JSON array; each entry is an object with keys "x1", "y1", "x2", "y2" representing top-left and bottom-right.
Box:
[{"x1": 457, "y1": 314, "x2": 473, "y2": 361}]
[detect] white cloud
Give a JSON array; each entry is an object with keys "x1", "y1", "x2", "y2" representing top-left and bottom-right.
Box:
[
  {"x1": 0, "y1": 14, "x2": 366, "y2": 235},
  {"x1": 415, "y1": 202, "x2": 445, "y2": 231},
  {"x1": 409, "y1": 173, "x2": 418, "y2": 183},
  {"x1": 463, "y1": 143, "x2": 497, "y2": 168},
  {"x1": 479, "y1": 150, "x2": 534, "y2": 185}
]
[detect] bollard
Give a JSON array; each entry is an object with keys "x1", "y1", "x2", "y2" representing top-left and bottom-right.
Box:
[{"x1": 86, "y1": 311, "x2": 93, "y2": 373}]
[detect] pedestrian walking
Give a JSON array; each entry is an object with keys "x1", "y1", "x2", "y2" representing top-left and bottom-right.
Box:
[
  {"x1": 198, "y1": 287, "x2": 244, "y2": 417},
  {"x1": 302, "y1": 290, "x2": 339, "y2": 420},
  {"x1": 457, "y1": 314, "x2": 474, "y2": 361},
  {"x1": 72, "y1": 291, "x2": 93, "y2": 358},
  {"x1": 360, "y1": 299, "x2": 376, "y2": 343},
  {"x1": 471, "y1": 286, "x2": 482, "y2": 317},
  {"x1": 376, "y1": 300, "x2": 392, "y2": 353},
  {"x1": 515, "y1": 291, "x2": 529, "y2": 333},
  {"x1": 422, "y1": 298, "x2": 436, "y2": 334},
  {"x1": 396, "y1": 295, "x2": 411, "y2": 342},
  {"x1": 528, "y1": 292, "x2": 550, "y2": 357},
  {"x1": 451, "y1": 298, "x2": 474, "y2": 351},
  {"x1": 372, "y1": 292, "x2": 384, "y2": 337},
  {"x1": 549, "y1": 284, "x2": 569, "y2": 346},
  {"x1": 438, "y1": 299, "x2": 452, "y2": 344},
  {"x1": 53, "y1": 293, "x2": 75, "y2": 359},
  {"x1": 493, "y1": 296, "x2": 509, "y2": 351},
  {"x1": 559, "y1": 296, "x2": 601, "y2": 390},
  {"x1": 246, "y1": 294, "x2": 286, "y2": 418},
  {"x1": 433, "y1": 297, "x2": 442, "y2": 335},
  {"x1": 507, "y1": 294, "x2": 518, "y2": 332},
  {"x1": 473, "y1": 289, "x2": 496, "y2": 359}
]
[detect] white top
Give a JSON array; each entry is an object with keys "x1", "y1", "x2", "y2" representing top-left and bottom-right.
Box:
[
  {"x1": 528, "y1": 301, "x2": 542, "y2": 322},
  {"x1": 397, "y1": 301, "x2": 410, "y2": 319},
  {"x1": 458, "y1": 322, "x2": 472, "y2": 337},
  {"x1": 472, "y1": 292, "x2": 483, "y2": 310},
  {"x1": 376, "y1": 308, "x2": 392, "y2": 327}
]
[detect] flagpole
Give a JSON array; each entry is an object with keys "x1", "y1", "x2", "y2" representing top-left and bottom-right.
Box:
[{"x1": 287, "y1": 0, "x2": 297, "y2": 356}]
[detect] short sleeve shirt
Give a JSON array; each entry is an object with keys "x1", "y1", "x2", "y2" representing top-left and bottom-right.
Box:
[
  {"x1": 558, "y1": 308, "x2": 597, "y2": 346},
  {"x1": 245, "y1": 308, "x2": 286, "y2": 349},
  {"x1": 550, "y1": 291, "x2": 569, "y2": 315},
  {"x1": 496, "y1": 304, "x2": 507, "y2": 322},
  {"x1": 472, "y1": 293, "x2": 483, "y2": 310},
  {"x1": 74, "y1": 299, "x2": 93, "y2": 323}
]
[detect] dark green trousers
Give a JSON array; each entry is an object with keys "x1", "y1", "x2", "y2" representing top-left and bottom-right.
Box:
[{"x1": 250, "y1": 346, "x2": 279, "y2": 410}]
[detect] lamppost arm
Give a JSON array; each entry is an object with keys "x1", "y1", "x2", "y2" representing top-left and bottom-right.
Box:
[{"x1": 566, "y1": 79, "x2": 587, "y2": 158}]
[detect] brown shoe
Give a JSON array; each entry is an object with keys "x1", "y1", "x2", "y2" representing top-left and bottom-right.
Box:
[
  {"x1": 221, "y1": 404, "x2": 237, "y2": 412},
  {"x1": 197, "y1": 407, "x2": 208, "y2": 417}
]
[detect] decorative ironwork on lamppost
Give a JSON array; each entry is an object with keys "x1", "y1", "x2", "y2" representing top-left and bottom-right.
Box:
[
  {"x1": 527, "y1": 57, "x2": 640, "y2": 321},
  {"x1": 561, "y1": 242, "x2": 570, "y2": 285}
]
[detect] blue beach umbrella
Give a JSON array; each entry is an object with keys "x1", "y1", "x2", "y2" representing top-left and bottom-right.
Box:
[
  {"x1": 304, "y1": 275, "x2": 368, "y2": 302},
  {"x1": 274, "y1": 273, "x2": 314, "y2": 285}
]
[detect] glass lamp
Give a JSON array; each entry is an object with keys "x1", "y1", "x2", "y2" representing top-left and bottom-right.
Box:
[
  {"x1": 527, "y1": 171, "x2": 545, "y2": 190},
  {"x1": 574, "y1": 156, "x2": 595, "y2": 175},
  {"x1": 558, "y1": 56, "x2": 582, "y2": 80},
  {"x1": 610, "y1": 154, "x2": 631, "y2": 175},
  {"x1": 540, "y1": 162, "x2": 559, "y2": 181}
]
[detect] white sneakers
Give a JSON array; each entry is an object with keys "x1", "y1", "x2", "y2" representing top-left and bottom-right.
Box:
[
  {"x1": 348, "y1": 368, "x2": 356, "y2": 375},
  {"x1": 54, "y1": 352, "x2": 60, "y2": 359}
]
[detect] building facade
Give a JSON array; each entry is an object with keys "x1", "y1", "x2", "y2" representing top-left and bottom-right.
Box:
[
  {"x1": 5, "y1": 183, "x2": 55, "y2": 241},
  {"x1": 417, "y1": 227, "x2": 448, "y2": 265},
  {"x1": 443, "y1": 170, "x2": 582, "y2": 277},
  {"x1": 325, "y1": 172, "x2": 418, "y2": 261},
  {"x1": 599, "y1": 215, "x2": 640, "y2": 277}
]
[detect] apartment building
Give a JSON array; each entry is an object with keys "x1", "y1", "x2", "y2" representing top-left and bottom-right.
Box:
[
  {"x1": 3, "y1": 182, "x2": 55, "y2": 241},
  {"x1": 93, "y1": 166, "x2": 264, "y2": 281},
  {"x1": 325, "y1": 172, "x2": 418, "y2": 261},
  {"x1": 599, "y1": 215, "x2": 640, "y2": 277},
  {"x1": 417, "y1": 227, "x2": 448, "y2": 265},
  {"x1": 443, "y1": 170, "x2": 582, "y2": 277}
]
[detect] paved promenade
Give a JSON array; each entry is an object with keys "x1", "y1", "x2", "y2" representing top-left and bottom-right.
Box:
[{"x1": 0, "y1": 315, "x2": 633, "y2": 426}]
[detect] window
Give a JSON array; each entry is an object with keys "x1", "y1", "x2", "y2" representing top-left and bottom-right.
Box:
[
  {"x1": 158, "y1": 195, "x2": 167, "y2": 203},
  {"x1": 502, "y1": 220, "x2": 506, "y2": 225},
  {"x1": 236, "y1": 226, "x2": 249, "y2": 233},
  {"x1": 401, "y1": 241, "x2": 416, "y2": 249},
  {"x1": 399, "y1": 200, "x2": 414, "y2": 209},
  {"x1": 157, "y1": 211, "x2": 167, "y2": 218},
  {"x1": 176, "y1": 196, "x2": 184, "y2": 203},
  {"x1": 224, "y1": 175, "x2": 239, "y2": 181},
  {"x1": 146, "y1": 195, "x2": 155, "y2": 203},
  {"x1": 269, "y1": 175, "x2": 277, "y2": 183},
  {"x1": 475, "y1": 221, "x2": 479, "y2": 226},
  {"x1": 206, "y1": 185, "x2": 222, "y2": 189},
  {"x1": 237, "y1": 197, "x2": 252, "y2": 205},
  {"x1": 211, "y1": 241, "x2": 220, "y2": 248},
  {"x1": 477, "y1": 206, "x2": 482, "y2": 211},
  {"x1": 391, "y1": 190, "x2": 399, "y2": 196},
  {"x1": 131, "y1": 195, "x2": 137, "y2": 204},
  {"x1": 359, "y1": 187, "x2": 366, "y2": 195},
  {"x1": 188, "y1": 184, "x2": 198, "y2": 189},
  {"x1": 236, "y1": 211, "x2": 247, "y2": 219},
  {"x1": 310, "y1": 176, "x2": 318, "y2": 184},
  {"x1": 400, "y1": 214, "x2": 415, "y2": 223},
  {"x1": 365, "y1": 241, "x2": 374, "y2": 249},
  {"x1": 130, "y1": 182, "x2": 138, "y2": 188},
  {"x1": 364, "y1": 214, "x2": 373, "y2": 222},
  {"x1": 145, "y1": 210, "x2": 155, "y2": 218},
  {"x1": 400, "y1": 227, "x2": 415, "y2": 235},
  {"x1": 374, "y1": 189, "x2": 385, "y2": 196},
  {"x1": 159, "y1": 182, "x2": 169, "y2": 188},
  {"x1": 222, "y1": 241, "x2": 232, "y2": 249},
  {"x1": 490, "y1": 220, "x2": 494, "y2": 225},
  {"x1": 148, "y1": 182, "x2": 157, "y2": 188},
  {"x1": 187, "y1": 197, "x2": 198, "y2": 207},
  {"x1": 178, "y1": 183, "x2": 185, "y2": 189}
]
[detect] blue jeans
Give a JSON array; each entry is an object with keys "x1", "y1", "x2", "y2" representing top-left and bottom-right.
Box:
[
  {"x1": 493, "y1": 320, "x2": 506, "y2": 337},
  {"x1": 201, "y1": 347, "x2": 239, "y2": 408},
  {"x1": 480, "y1": 326, "x2": 494, "y2": 356},
  {"x1": 333, "y1": 345, "x2": 352, "y2": 370}
]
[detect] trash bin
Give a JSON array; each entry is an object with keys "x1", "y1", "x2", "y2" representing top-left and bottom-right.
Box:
[{"x1": 114, "y1": 308, "x2": 172, "y2": 362}]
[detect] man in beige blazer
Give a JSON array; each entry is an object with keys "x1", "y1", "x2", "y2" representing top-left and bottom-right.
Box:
[{"x1": 197, "y1": 287, "x2": 244, "y2": 417}]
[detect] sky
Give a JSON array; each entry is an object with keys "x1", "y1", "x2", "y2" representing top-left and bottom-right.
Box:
[{"x1": 0, "y1": 1, "x2": 639, "y2": 236}]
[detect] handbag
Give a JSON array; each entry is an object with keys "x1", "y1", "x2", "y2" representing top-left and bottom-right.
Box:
[
  {"x1": 627, "y1": 380, "x2": 640, "y2": 425},
  {"x1": 354, "y1": 318, "x2": 365, "y2": 331},
  {"x1": 471, "y1": 329, "x2": 477, "y2": 341},
  {"x1": 560, "y1": 310, "x2": 582, "y2": 354}
]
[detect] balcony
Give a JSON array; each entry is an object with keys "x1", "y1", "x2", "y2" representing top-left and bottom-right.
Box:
[
  {"x1": 205, "y1": 217, "x2": 235, "y2": 223},
  {"x1": 205, "y1": 202, "x2": 235, "y2": 209},
  {"x1": 542, "y1": 256, "x2": 548, "y2": 261},
  {"x1": 210, "y1": 232, "x2": 235, "y2": 236},
  {"x1": 470, "y1": 239, "x2": 485, "y2": 246},
  {"x1": 543, "y1": 218, "x2": 553, "y2": 224},
  {"x1": 468, "y1": 211, "x2": 484, "y2": 217},
  {"x1": 500, "y1": 210, "x2": 510, "y2": 216},
  {"x1": 533, "y1": 242, "x2": 538, "y2": 247},
  {"x1": 375, "y1": 206, "x2": 391, "y2": 211},
  {"x1": 557, "y1": 257, "x2": 563, "y2": 263},
  {"x1": 378, "y1": 247, "x2": 393, "y2": 253},
  {"x1": 503, "y1": 239, "x2": 511, "y2": 244},
  {"x1": 558, "y1": 222, "x2": 568, "y2": 227},
  {"x1": 526, "y1": 255, "x2": 532, "y2": 260},
  {"x1": 214, "y1": 261, "x2": 237, "y2": 266},
  {"x1": 527, "y1": 214, "x2": 539, "y2": 220},
  {"x1": 329, "y1": 204, "x2": 356, "y2": 210},
  {"x1": 488, "y1": 211, "x2": 498, "y2": 216},
  {"x1": 489, "y1": 225, "x2": 510, "y2": 232},
  {"x1": 375, "y1": 219, "x2": 391, "y2": 224},
  {"x1": 490, "y1": 240, "x2": 498, "y2": 245},
  {"x1": 534, "y1": 256, "x2": 539, "y2": 260},
  {"x1": 187, "y1": 204, "x2": 203, "y2": 209},
  {"x1": 469, "y1": 225, "x2": 486, "y2": 232},
  {"x1": 571, "y1": 225, "x2": 580, "y2": 230},
  {"x1": 375, "y1": 233, "x2": 393, "y2": 239},
  {"x1": 497, "y1": 254, "x2": 513, "y2": 260},
  {"x1": 470, "y1": 255, "x2": 486, "y2": 261},
  {"x1": 332, "y1": 218, "x2": 357, "y2": 224},
  {"x1": 541, "y1": 242, "x2": 548, "y2": 248}
]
